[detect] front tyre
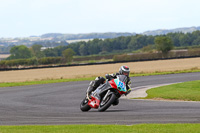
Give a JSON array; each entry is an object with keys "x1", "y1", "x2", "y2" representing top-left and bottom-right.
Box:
[
  {"x1": 98, "y1": 93, "x2": 116, "y2": 112},
  {"x1": 80, "y1": 97, "x2": 91, "y2": 112}
]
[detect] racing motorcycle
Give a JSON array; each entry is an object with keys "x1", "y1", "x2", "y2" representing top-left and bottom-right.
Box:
[{"x1": 80, "y1": 75, "x2": 129, "y2": 112}]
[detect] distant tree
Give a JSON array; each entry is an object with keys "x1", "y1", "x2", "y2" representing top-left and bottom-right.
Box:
[
  {"x1": 31, "y1": 44, "x2": 42, "y2": 53},
  {"x1": 115, "y1": 36, "x2": 130, "y2": 49},
  {"x1": 141, "y1": 44, "x2": 155, "y2": 53},
  {"x1": 155, "y1": 36, "x2": 174, "y2": 56},
  {"x1": 52, "y1": 46, "x2": 68, "y2": 56},
  {"x1": 67, "y1": 42, "x2": 81, "y2": 55},
  {"x1": 31, "y1": 44, "x2": 44, "y2": 58},
  {"x1": 100, "y1": 39, "x2": 110, "y2": 52},
  {"x1": 178, "y1": 33, "x2": 193, "y2": 46},
  {"x1": 167, "y1": 33, "x2": 181, "y2": 47},
  {"x1": 43, "y1": 48, "x2": 58, "y2": 57},
  {"x1": 192, "y1": 36, "x2": 200, "y2": 45},
  {"x1": 8, "y1": 45, "x2": 32, "y2": 59},
  {"x1": 127, "y1": 35, "x2": 149, "y2": 50},
  {"x1": 62, "y1": 48, "x2": 75, "y2": 63},
  {"x1": 127, "y1": 36, "x2": 137, "y2": 50},
  {"x1": 87, "y1": 39, "x2": 101, "y2": 55},
  {"x1": 79, "y1": 43, "x2": 88, "y2": 56}
]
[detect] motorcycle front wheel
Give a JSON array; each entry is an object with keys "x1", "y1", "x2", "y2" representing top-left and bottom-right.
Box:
[
  {"x1": 98, "y1": 93, "x2": 116, "y2": 112},
  {"x1": 80, "y1": 97, "x2": 91, "y2": 112}
]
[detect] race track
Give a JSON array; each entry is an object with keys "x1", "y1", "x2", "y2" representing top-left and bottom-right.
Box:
[{"x1": 0, "y1": 72, "x2": 200, "y2": 125}]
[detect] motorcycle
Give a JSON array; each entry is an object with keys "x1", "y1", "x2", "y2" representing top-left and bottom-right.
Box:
[{"x1": 80, "y1": 75, "x2": 129, "y2": 112}]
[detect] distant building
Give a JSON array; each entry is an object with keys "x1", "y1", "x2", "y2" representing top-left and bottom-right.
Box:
[{"x1": 40, "y1": 47, "x2": 54, "y2": 51}]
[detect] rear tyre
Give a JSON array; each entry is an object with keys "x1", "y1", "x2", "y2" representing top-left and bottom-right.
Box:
[
  {"x1": 98, "y1": 93, "x2": 116, "y2": 112},
  {"x1": 80, "y1": 97, "x2": 91, "y2": 112}
]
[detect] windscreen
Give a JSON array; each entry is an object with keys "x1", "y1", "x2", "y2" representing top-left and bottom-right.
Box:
[
  {"x1": 115, "y1": 75, "x2": 127, "y2": 92},
  {"x1": 117, "y1": 75, "x2": 127, "y2": 83}
]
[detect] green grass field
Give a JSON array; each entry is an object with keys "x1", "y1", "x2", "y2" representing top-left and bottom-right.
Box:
[
  {"x1": 0, "y1": 124, "x2": 200, "y2": 133},
  {"x1": 145, "y1": 80, "x2": 200, "y2": 101}
]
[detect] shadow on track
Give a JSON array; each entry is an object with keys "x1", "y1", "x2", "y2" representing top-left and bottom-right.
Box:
[{"x1": 82, "y1": 109, "x2": 130, "y2": 112}]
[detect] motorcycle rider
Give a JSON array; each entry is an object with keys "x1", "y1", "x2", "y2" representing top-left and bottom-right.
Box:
[{"x1": 87, "y1": 65, "x2": 132, "y2": 105}]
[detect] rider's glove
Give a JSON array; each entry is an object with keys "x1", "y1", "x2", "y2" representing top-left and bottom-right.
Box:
[
  {"x1": 105, "y1": 73, "x2": 116, "y2": 80},
  {"x1": 125, "y1": 88, "x2": 131, "y2": 96},
  {"x1": 105, "y1": 74, "x2": 110, "y2": 79}
]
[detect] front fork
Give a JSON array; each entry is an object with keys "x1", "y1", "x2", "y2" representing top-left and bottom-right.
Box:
[{"x1": 102, "y1": 90, "x2": 110, "y2": 102}]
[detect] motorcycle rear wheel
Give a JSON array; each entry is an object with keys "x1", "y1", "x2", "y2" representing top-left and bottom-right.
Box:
[
  {"x1": 98, "y1": 93, "x2": 116, "y2": 112},
  {"x1": 80, "y1": 97, "x2": 91, "y2": 112}
]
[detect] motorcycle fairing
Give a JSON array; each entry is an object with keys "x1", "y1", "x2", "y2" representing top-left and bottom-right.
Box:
[
  {"x1": 88, "y1": 80, "x2": 112, "y2": 108},
  {"x1": 93, "y1": 80, "x2": 112, "y2": 97},
  {"x1": 109, "y1": 78, "x2": 127, "y2": 95},
  {"x1": 114, "y1": 78, "x2": 127, "y2": 92},
  {"x1": 88, "y1": 96, "x2": 100, "y2": 108},
  {"x1": 109, "y1": 79, "x2": 117, "y2": 89}
]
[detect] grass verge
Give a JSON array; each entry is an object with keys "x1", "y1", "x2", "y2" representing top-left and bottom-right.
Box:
[
  {"x1": 129, "y1": 68, "x2": 200, "y2": 77},
  {"x1": 0, "y1": 77, "x2": 95, "y2": 87},
  {"x1": 0, "y1": 124, "x2": 200, "y2": 133},
  {"x1": 144, "y1": 80, "x2": 200, "y2": 101}
]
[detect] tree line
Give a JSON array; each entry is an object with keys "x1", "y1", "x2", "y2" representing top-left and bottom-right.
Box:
[
  {"x1": 1, "y1": 31, "x2": 200, "y2": 68},
  {"x1": 4, "y1": 30, "x2": 200, "y2": 60},
  {"x1": 43, "y1": 30, "x2": 200, "y2": 57}
]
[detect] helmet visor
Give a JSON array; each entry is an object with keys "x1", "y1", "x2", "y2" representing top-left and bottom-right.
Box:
[{"x1": 122, "y1": 72, "x2": 129, "y2": 76}]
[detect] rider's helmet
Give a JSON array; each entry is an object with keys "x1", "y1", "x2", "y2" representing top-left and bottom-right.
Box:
[{"x1": 119, "y1": 65, "x2": 130, "y2": 76}]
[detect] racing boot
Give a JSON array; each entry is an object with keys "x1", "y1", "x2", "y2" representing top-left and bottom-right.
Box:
[
  {"x1": 87, "y1": 81, "x2": 95, "y2": 96},
  {"x1": 87, "y1": 77, "x2": 106, "y2": 96}
]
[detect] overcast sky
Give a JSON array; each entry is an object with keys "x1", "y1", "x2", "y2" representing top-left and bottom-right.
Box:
[{"x1": 0, "y1": 0, "x2": 200, "y2": 38}]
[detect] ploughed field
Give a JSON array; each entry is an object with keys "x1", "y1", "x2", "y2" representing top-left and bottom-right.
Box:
[{"x1": 0, "y1": 57, "x2": 200, "y2": 82}]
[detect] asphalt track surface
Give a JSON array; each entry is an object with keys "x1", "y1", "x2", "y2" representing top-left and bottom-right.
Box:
[{"x1": 0, "y1": 72, "x2": 200, "y2": 125}]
